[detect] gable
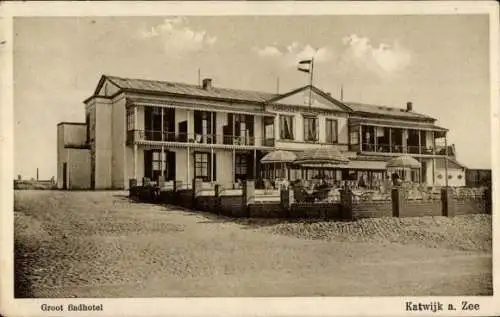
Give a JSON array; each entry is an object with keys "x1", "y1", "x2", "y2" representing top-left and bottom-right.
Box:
[
  {"x1": 271, "y1": 86, "x2": 349, "y2": 112},
  {"x1": 96, "y1": 79, "x2": 121, "y2": 97}
]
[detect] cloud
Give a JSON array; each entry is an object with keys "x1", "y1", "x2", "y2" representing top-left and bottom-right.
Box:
[
  {"x1": 253, "y1": 42, "x2": 333, "y2": 66},
  {"x1": 141, "y1": 17, "x2": 217, "y2": 54},
  {"x1": 341, "y1": 34, "x2": 411, "y2": 76}
]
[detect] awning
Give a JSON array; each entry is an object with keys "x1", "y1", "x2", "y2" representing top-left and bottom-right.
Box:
[
  {"x1": 261, "y1": 150, "x2": 297, "y2": 163},
  {"x1": 349, "y1": 118, "x2": 448, "y2": 132},
  {"x1": 300, "y1": 160, "x2": 387, "y2": 170}
]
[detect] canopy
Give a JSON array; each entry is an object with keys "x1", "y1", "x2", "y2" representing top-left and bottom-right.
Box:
[
  {"x1": 386, "y1": 155, "x2": 422, "y2": 169},
  {"x1": 293, "y1": 148, "x2": 349, "y2": 166},
  {"x1": 260, "y1": 150, "x2": 297, "y2": 164}
]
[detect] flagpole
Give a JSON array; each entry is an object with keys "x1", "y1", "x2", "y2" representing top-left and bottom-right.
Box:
[{"x1": 308, "y1": 57, "x2": 314, "y2": 108}]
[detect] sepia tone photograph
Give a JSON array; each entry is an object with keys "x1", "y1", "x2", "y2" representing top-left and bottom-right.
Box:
[{"x1": 3, "y1": 2, "x2": 498, "y2": 314}]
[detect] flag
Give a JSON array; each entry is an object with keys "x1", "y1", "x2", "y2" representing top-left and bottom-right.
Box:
[{"x1": 297, "y1": 59, "x2": 312, "y2": 73}]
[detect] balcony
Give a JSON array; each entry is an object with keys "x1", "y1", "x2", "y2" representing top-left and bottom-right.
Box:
[
  {"x1": 360, "y1": 143, "x2": 436, "y2": 155},
  {"x1": 127, "y1": 130, "x2": 275, "y2": 148}
]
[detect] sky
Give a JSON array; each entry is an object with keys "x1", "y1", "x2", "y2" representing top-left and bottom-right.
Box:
[{"x1": 13, "y1": 15, "x2": 491, "y2": 179}]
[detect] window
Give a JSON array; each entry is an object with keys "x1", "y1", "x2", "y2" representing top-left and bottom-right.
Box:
[
  {"x1": 126, "y1": 108, "x2": 134, "y2": 131},
  {"x1": 349, "y1": 126, "x2": 359, "y2": 145},
  {"x1": 279, "y1": 115, "x2": 294, "y2": 140},
  {"x1": 235, "y1": 154, "x2": 248, "y2": 181},
  {"x1": 194, "y1": 152, "x2": 216, "y2": 181},
  {"x1": 303, "y1": 116, "x2": 318, "y2": 142},
  {"x1": 151, "y1": 151, "x2": 167, "y2": 180},
  {"x1": 326, "y1": 119, "x2": 338, "y2": 144},
  {"x1": 195, "y1": 153, "x2": 209, "y2": 181}
]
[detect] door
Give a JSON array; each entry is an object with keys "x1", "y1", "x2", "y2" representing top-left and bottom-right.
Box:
[
  {"x1": 178, "y1": 121, "x2": 187, "y2": 142},
  {"x1": 144, "y1": 150, "x2": 153, "y2": 181},
  {"x1": 167, "y1": 151, "x2": 176, "y2": 181},
  {"x1": 62, "y1": 162, "x2": 68, "y2": 190}
]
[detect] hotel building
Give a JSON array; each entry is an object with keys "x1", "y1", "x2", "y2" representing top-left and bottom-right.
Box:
[{"x1": 57, "y1": 75, "x2": 466, "y2": 190}]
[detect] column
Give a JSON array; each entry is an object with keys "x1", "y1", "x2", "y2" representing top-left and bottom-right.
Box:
[
  {"x1": 374, "y1": 126, "x2": 378, "y2": 152},
  {"x1": 133, "y1": 105, "x2": 138, "y2": 179},
  {"x1": 211, "y1": 147, "x2": 214, "y2": 182},
  {"x1": 359, "y1": 125, "x2": 363, "y2": 152},
  {"x1": 389, "y1": 127, "x2": 392, "y2": 153},
  {"x1": 402, "y1": 129, "x2": 407, "y2": 153},
  {"x1": 133, "y1": 145, "x2": 137, "y2": 179},
  {"x1": 444, "y1": 133, "x2": 449, "y2": 188},
  {"x1": 432, "y1": 131, "x2": 436, "y2": 154},
  {"x1": 418, "y1": 130, "x2": 422, "y2": 154},
  {"x1": 274, "y1": 115, "x2": 280, "y2": 141},
  {"x1": 187, "y1": 146, "x2": 190, "y2": 186},
  {"x1": 161, "y1": 108, "x2": 164, "y2": 175},
  {"x1": 232, "y1": 148, "x2": 236, "y2": 183},
  {"x1": 253, "y1": 149, "x2": 257, "y2": 180},
  {"x1": 210, "y1": 111, "x2": 214, "y2": 144}
]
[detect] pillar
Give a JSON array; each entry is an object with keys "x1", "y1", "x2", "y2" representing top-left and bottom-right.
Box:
[
  {"x1": 232, "y1": 148, "x2": 236, "y2": 183},
  {"x1": 391, "y1": 187, "x2": 404, "y2": 217},
  {"x1": 359, "y1": 125, "x2": 363, "y2": 152},
  {"x1": 187, "y1": 147, "x2": 190, "y2": 186},
  {"x1": 161, "y1": 107, "x2": 164, "y2": 177},
  {"x1": 444, "y1": 133, "x2": 449, "y2": 188},
  {"x1": 340, "y1": 188, "x2": 353, "y2": 220},
  {"x1": 253, "y1": 149, "x2": 257, "y2": 180},
  {"x1": 441, "y1": 187, "x2": 455, "y2": 217},
  {"x1": 133, "y1": 105, "x2": 138, "y2": 179},
  {"x1": 280, "y1": 186, "x2": 294, "y2": 216},
  {"x1": 389, "y1": 127, "x2": 392, "y2": 153}
]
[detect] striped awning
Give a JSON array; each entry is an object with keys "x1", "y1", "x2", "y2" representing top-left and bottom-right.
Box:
[
  {"x1": 301, "y1": 160, "x2": 387, "y2": 170},
  {"x1": 261, "y1": 150, "x2": 297, "y2": 163},
  {"x1": 293, "y1": 148, "x2": 349, "y2": 166}
]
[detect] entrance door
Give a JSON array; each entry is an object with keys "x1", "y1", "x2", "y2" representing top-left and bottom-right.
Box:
[{"x1": 62, "y1": 162, "x2": 68, "y2": 190}]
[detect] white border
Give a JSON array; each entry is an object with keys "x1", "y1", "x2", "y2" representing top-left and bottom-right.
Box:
[{"x1": 1, "y1": 2, "x2": 499, "y2": 317}]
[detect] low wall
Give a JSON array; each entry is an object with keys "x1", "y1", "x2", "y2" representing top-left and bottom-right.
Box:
[
  {"x1": 400, "y1": 199, "x2": 442, "y2": 217},
  {"x1": 290, "y1": 202, "x2": 342, "y2": 219},
  {"x1": 177, "y1": 189, "x2": 194, "y2": 209},
  {"x1": 352, "y1": 201, "x2": 392, "y2": 219},
  {"x1": 248, "y1": 202, "x2": 286, "y2": 218},
  {"x1": 453, "y1": 198, "x2": 491, "y2": 216},
  {"x1": 129, "y1": 181, "x2": 491, "y2": 220},
  {"x1": 219, "y1": 195, "x2": 244, "y2": 217}
]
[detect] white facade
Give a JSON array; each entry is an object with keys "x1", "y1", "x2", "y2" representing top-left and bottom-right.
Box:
[
  {"x1": 56, "y1": 123, "x2": 91, "y2": 189},
  {"x1": 57, "y1": 75, "x2": 461, "y2": 190}
]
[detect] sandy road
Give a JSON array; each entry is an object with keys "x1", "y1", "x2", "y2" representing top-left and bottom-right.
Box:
[{"x1": 14, "y1": 190, "x2": 492, "y2": 297}]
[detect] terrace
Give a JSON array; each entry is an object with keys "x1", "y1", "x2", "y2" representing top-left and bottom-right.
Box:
[{"x1": 349, "y1": 123, "x2": 449, "y2": 156}]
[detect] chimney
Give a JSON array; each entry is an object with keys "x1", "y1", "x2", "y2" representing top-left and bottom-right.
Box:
[
  {"x1": 202, "y1": 78, "x2": 213, "y2": 90},
  {"x1": 406, "y1": 101, "x2": 413, "y2": 112}
]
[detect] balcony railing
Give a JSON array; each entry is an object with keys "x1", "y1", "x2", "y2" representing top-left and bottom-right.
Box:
[
  {"x1": 361, "y1": 143, "x2": 436, "y2": 155},
  {"x1": 127, "y1": 130, "x2": 275, "y2": 147}
]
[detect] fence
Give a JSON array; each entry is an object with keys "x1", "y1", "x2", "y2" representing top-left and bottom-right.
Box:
[{"x1": 129, "y1": 178, "x2": 491, "y2": 220}]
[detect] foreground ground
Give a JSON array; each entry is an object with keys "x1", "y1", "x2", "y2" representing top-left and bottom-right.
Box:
[{"x1": 14, "y1": 190, "x2": 492, "y2": 297}]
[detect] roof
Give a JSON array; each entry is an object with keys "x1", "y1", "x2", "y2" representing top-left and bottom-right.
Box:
[
  {"x1": 90, "y1": 75, "x2": 441, "y2": 123},
  {"x1": 100, "y1": 75, "x2": 278, "y2": 103},
  {"x1": 349, "y1": 117, "x2": 447, "y2": 132},
  {"x1": 435, "y1": 157, "x2": 467, "y2": 169},
  {"x1": 345, "y1": 101, "x2": 435, "y2": 121},
  {"x1": 267, "y1": 85, "x2": 352, "y2": 112}
]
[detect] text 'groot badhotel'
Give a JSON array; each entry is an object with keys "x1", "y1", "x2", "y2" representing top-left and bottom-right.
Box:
[{"x1": 56, "y1": 75, "x2": 464, "y2": 190}]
